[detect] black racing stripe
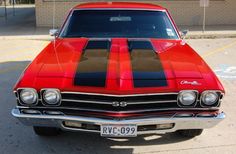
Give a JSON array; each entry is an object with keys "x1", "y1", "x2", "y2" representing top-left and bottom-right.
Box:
[
  {"x1": 128, "y1": 40, "x2": 154, "y2": 50},
  {"x1": 85, "y1": 39, "x2": 111, "y2": 49},
  {"x1": 74, "y1": 40, "x2": 110, "y2": 87},
  {"x1": 128, "y1": 40, "x2": 167, "y2": 87}
]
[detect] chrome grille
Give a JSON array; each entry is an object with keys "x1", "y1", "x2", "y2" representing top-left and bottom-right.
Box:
[{"x1": 59, "y1": 92, "x2": 179, "y2": 112}]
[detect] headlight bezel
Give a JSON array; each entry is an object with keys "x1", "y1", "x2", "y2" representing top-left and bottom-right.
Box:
[
  {"x1": 200, "y1": 90, "x2": 223, "y2": 107},
  {"x1": 41, "y1": 89, "x2": 61, "y2": 106},
  {"x1": 17, "y1": 88, "x2": 38, "y2": 106},
  {"x1": 177, "y1": 90, "x2": 198, "y2": 107}
]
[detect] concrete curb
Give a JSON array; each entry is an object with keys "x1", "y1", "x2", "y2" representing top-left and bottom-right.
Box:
[
  {"x1": 0, "y1": 35, "x2": 53, "y2": 41},
  {"x1": 186, "y1": 33, "x2": 236, "y2": 39}
]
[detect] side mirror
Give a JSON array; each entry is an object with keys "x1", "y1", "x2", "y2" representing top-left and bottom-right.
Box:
[
  {"x1": 49, "y1": 29, "x2": 59, "y2": 37},
  {"x1": 180, "y1": 30, "x2": 189, "y2": 39}
]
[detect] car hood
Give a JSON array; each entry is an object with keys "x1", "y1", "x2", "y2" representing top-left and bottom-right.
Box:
[{"x1": 16, "y1": 38, "x2": 224, "y2": 94}]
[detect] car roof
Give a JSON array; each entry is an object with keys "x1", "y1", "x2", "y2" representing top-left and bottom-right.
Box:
[{"x1": 73, "y1": 2, "x2": 166, "y2": 11}]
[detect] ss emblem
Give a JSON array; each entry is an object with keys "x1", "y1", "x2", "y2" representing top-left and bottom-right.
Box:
[{"x1": 112, "y1": 101, "x2": 128, "y2": 107}]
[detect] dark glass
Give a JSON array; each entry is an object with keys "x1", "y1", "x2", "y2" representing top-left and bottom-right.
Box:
[{"x1": 61, "y1": 10, "x2": 178, "y2": 39}]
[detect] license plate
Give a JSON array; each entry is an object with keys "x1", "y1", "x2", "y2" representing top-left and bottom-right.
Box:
[{"x1": 101, "y1": 124, "x2": 137, "y2": 137}]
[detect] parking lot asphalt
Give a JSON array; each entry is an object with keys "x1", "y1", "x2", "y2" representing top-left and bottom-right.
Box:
[{"x1": 0, "y1": 37, "x2": 236, "y2": 154}]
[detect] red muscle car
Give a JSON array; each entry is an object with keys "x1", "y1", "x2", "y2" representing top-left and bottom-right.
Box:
[{"x1": 12, "y1": 2, "x2": 225, "y2": 137}]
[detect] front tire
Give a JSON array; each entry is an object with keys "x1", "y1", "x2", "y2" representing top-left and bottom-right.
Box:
[
  {"x1": 176, "y1": 129, "x2": 203, "y2": 138},
  {"x1": 33, "y1": 126, "x2": 61, "y2": 136}
]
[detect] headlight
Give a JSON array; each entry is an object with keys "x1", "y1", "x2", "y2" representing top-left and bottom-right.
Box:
[
  {"x1": 178, "y1": 91, "x2": 197, "y2": 106},
  {"x1": 43, "y1": 89, "x2": 61, "y2": 105},
  {"x1": 20, "y1": 89, "x2": 38, "y2": 105},
  {"x1": 201, "y1": 91, "x2": 219, "y2": 106}
]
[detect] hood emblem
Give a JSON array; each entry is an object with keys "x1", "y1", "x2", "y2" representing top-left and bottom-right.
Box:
[
  {"x1": 180, "y1": 80, "x2": 202, "y2": 86},
  {"x1": 112, "y1": 101, "x2": 128, "y2": 107}
]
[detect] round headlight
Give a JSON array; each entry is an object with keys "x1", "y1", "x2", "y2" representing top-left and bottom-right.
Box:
[
  {"x1": 201, "y1": 91, "x2": 219, "y2": 106},
  {"x1": 20, "y1": 89, "x2": 37, "y2": 105},
  {"x1": 43, "y1": 89, "x2": 61, "y2": 105},
  {"x1": 178, "y1": 91, "x2": 197, "y2": 106}
]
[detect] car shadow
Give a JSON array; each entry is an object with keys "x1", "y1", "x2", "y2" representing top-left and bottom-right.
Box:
[
  {"x1": 34, "y1": 131, "x2": 193, "y2": 154},
  {"x1": 64, "y1": 131, "x2": 192, "y2": 146}
]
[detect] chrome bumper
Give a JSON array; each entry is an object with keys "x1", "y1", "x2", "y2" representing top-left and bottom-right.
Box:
[{"x1": 12, "y1": 108, "x2": 225, "y2": 135}]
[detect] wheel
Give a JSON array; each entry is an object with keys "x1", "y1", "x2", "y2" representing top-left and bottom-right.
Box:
[
  {"x1": 33, "y1": 126, "x2": 61, "y2": 136},
  {"x1": 176, "y1": 129, "x2": 203, "y2": 138}
]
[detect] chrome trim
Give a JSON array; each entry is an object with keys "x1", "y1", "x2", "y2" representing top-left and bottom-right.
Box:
[
  {"x1": 62, "y1": 99, "x2": 112, "y2": 105},
  {"x1": 40, "y1": 89, "x2": 62, "y2": 107},
  {"x1": 21, "y1": 109, "x2": 41, "y2": 115},
  {"x1": 200, "y1": 90, "x2": 224, "y2": 108},
  {"x1": 62, "y1": 99, "x2": 177, "y2": 105},
  {"x1": 16, "y1": 106, "x2": 219, "y2": 114},
  {"x1": 196, "y1": 113, "x2": 216, "y2": 118},
  {"x1": 61, "y1": 126, "x2": 100, "y2": 133},
  {"x1": 164, "y1": 9, "x2": 181, "y2": 39},
  {"x1": 58, "y1": 12, "x2": 71, "y2": 38},
  {"x1": 75, "y1": 8, "x2": 167, "y2": 11},
  {"x1": 87, "y1": 38, "x2": 112, "y2": 41},
  {"x1": 16, "y1": 106, "x2": 29, "y2": 109},
  {"x1": 61, "y1": 91, "x2": 178, "y2": 97},
  {"x1": 127, "y1": 100, "x2": 177, "y2": 105},
  {"x1": 43, "y1": 111, "x2": 64, "y2": 115},
  {"x1": 12, "y1": 108, "x2": 225, "y2": 135},
  {"x1": 17, "y1": 88, "x2": 39, "y2": 107},
  {"x1": 174, "y1": 113, "x2": 195, "y2": 118},
  {"x1": 177, "y1": 90, "x2": 199, "y2": 108}
]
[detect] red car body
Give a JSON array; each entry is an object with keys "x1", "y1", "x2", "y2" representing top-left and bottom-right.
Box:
[
  {"x1": 15, "y1": 38, "x2": 224, "y2": 94},
  {"x1": 12, "y1": 2, "x2": 225, "y2": 137}
]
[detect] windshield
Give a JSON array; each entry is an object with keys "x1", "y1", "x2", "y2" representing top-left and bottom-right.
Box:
[{"x1": 60, "y1": 10, "x2": 179, "y2": 39}]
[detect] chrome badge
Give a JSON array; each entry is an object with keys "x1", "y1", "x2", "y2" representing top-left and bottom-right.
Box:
[
  {"x1": 180, "y1": 80, "x2": 202, "y2": 86},
  {"x1": 112, "y1": 101, "x2": 128, "y2": 107}
]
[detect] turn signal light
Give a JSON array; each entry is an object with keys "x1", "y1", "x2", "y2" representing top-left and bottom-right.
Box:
[{"x1": 156, "y1": 123, "x2": 174, "y2": 130}]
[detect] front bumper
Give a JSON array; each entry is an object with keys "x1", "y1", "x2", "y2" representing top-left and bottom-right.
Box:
[{"x1": 12, "y1": 108, "x2": 225, "y2": 135}]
